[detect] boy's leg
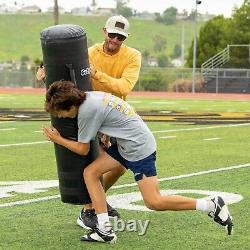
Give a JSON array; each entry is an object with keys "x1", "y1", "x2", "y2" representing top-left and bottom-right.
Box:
[
  {"x1": 78, "y1": 140, "x2": 122, "y2": 230},
  {"x1": 84, "y1": 151, "x2": 123, "y2": 214},
  {"x1": 103, "y1": 166, "x2": 126, "y2": 192},
  {"x1": 137, "y1": 176, "x2": 233, "y2": 235},
  {"x1": 98, "y1": 144, "x2": 126, "y2": 192},
  {"x1": 99, "y1": 143, "x2": 125, "y2": 217},
  {"x1": 81, "y1": 152, "x2": 121, "y2": 243},
  {"x1": 137, "y1": 176, "x2": 196, "y2": 210},
  {"x1": 102, "y1": 165, "x2": 126, "y2": 218}
]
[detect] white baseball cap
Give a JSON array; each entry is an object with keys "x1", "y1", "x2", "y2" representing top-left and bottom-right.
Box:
[{"x1": 104, "y1": 15, "x2": 129, "y2": 38}]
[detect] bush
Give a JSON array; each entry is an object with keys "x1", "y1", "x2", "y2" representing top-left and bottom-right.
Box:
[
  {"x1": 138, "y1": 68, "x2": 168, "y2": 91},
  {"x1": 171, "y1": 78, "x2": 205, "y2": 92}
]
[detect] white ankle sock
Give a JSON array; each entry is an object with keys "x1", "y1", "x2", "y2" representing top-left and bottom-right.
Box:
[
  {"x1": 97, "y1": 213, "x2": 110, "y2": 232},
  {"x1": 196, "y1": 199, "x2": 215, "y2": 212}
]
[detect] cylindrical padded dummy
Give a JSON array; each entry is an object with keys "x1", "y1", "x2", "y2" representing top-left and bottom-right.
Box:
[{"x1": 40, "y1": 24, "x2": 99, "y2": 204}]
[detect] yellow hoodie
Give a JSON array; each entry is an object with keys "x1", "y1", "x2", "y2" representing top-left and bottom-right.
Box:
[{"x1": 88, "y1": 43, "x2": 141, "y2": 100}]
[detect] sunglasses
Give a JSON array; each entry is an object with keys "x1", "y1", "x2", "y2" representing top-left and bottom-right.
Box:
[{"x1": 108, "y1": 33, "x2": 126, "y2": 41}]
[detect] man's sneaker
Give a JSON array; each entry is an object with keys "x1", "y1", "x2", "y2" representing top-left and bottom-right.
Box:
[
  {"x1": 76, "y1": 209, "x2": 97, "y2": 230},
  {"x1": 107, "y1": 203, "x2": 120, "y2": 218},
  {"x1": 208, "y1": 196, "x2": 233, "y2": 235},
  {"x1": 80, "y1": 227, "x2": 117, "y2": 244}
]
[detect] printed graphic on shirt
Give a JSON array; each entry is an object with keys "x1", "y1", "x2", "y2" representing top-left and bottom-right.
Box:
[{"x1": 102, "y1": 93, "x2": 137, "y2": 117}]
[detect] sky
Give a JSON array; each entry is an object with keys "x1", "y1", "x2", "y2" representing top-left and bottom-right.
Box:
[{"x1": 0, "y1": 0, "x2": 245, "y2": 17}]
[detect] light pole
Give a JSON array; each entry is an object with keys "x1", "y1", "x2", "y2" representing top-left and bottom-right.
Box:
[
  {"x1": 181, "y1": 23, "x2": 185, "y2": 66},
  {"x1": 192, "y1": 0, "x2": 201, "y2": 93}
]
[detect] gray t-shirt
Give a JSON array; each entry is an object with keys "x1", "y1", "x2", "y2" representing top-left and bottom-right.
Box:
[{"x1": 77, "y1": 91, "x2": 156, "y2": 161}]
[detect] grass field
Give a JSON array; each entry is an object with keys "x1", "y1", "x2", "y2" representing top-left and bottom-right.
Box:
[{"x1": 0, "y1": 92, "x2": 250, "y2": 249}]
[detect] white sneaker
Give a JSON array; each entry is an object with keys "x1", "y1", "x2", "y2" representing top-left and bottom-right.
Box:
[
  {"x1": 80, "y1": 227, "x2": 117, "y2": 244},
  {"x1": 208, "y1": 196, "x2": 233, "y2": 235}
]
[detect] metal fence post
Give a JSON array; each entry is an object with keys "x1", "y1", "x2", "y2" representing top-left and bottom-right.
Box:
[{"x1": 215, "y1": 68, "x2": 219, "y2": 93}]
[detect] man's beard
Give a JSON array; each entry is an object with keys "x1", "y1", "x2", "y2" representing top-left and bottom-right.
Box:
[{"x1": 104, "y1": 39, "x2": 120, "y2": 54}]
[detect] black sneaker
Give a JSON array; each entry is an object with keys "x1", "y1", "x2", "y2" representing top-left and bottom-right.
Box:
[
  {"x1": 80, "y1": 226, "x2": 117, "y2": 244},
  {"x1": 208, "y1": 196, "x2": 233, "y2": 235},
  {"x1": 107, "y1": 203, "x2": 120, "y2": 218},
  {"x1": 76, "y1": 209, "x2": 97, "y2": 230}
]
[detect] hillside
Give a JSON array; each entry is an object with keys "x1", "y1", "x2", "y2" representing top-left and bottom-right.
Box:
[{"x1": 0, "y1": 14, "x2": 204, "y2": 62}]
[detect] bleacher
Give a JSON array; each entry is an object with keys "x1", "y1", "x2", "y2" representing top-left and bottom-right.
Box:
[
  {"x1": 201, "y1": 45, "x2": 250, "y2": 93},
  {"x1": 204, "y1": 69, "x2": 250, "y2": 93}
]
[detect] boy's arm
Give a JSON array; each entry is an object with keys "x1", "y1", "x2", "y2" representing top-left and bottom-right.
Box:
[{"x1": 43, "y1": 126, "x2": 90, "y2": 156}]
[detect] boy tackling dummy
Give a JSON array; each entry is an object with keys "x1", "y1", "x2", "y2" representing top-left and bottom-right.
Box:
[{"x1": 43, "y1": 80, "x2": 233, "y2": 244}]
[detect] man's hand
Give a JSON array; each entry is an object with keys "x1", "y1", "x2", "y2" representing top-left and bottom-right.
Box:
[
  {"x1": 43, "y1": 125, "x2": 62, "y2": 144},
  {"x1": 36, "y1": 67, "x2": 46, "y2": 81},
  {"x1": 90, "y1": 64, "x2": 97, "y2": 77},
  {"x1": 100, "y1": 134, "x2": 111, "y2": 149}
]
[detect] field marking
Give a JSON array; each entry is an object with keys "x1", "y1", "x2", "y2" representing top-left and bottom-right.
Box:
[
  {"x1": 128, "y1": 101, "x2": 142, "y2": 103},
  {"x1": 159, "y1": 136, "x2": 176, "y2": 139},
  {"x1": 112, "y1": 163, "x2": 250, "y2": 189},
  {"x1": 151, "y1": 101, "x2": 176, "y2": 105},
  {"x1": 0, "y1": 162, "x2": 249, "y2": 208},
  {"x1": 0, "y1": 195, "x2": 60, "y2": 208},
  {"x1": 0, "y1": 121, "x2": 16, "y2": 124},
  {"x1": 14, "y1": 115, "x2": 30, "y2": 118},
  {"x1": 108, "y1": 190, "x2": 243, "y2": 211},
  {"x1": 152, "y1": 123, "x2": 250, "y2": 134},
  {"x1": 0, "y1": 141, "x2": 50, "y2": 147},
  {"x1": 1, "y1": 123, "x2": 249, "y2": 148},
  {"x1": 0, "y1": 128, "x2": 16, "y2": 131},
  {"x1": 203, "y1": 138, "x2": 220, "y2": 141}
]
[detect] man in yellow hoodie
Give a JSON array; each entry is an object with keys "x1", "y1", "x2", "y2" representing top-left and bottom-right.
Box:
[
  {"x1": 37, "y1": 15, "x2": 141, "y2": 230},
  {"x1": 89, "y1": 15, "x2": 141, "y2": 100}
]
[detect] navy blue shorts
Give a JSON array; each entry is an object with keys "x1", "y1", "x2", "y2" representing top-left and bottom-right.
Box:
[{"x1": 106, "y1": 143, "x2": 157, "y2": 181}]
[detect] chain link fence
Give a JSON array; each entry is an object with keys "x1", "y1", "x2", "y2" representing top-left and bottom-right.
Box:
[
  {"x1": 0, "y1": 66, "x2": 204, "y2": 91},
  {"x1": 0, "y1": 66, "x2": 39, "y2": 88},
  {"x1": 4, "y1": 66, "x2": 249, "y2": 93}
]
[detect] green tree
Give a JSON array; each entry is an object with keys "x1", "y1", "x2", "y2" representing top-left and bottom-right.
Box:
[
  {"x1": 229, "y1": 0, "x2": 250, "y2": 66},
  {"x1": 20, "y1": 55, "x2": 30, "y2": 63},
  {"x1": 157, "y1": 53, "x2": 169, "y2": 67},
  {"x1": 231, "y1": 0, "x2": 250, "y2": 43},
  {"x1": 153, "y1": 35, "x2": 167, "y2": 52},
  {"x1": 171, "y1": 44, "x2": 182, "y2": 59},
  {"x1": 162, "y1": 7, "x2": 178, "y2": 25},
  {"x1": 186, "y1": 1, "x2": 250, "y2": 67},
  {"x1": 141, "y1": 49, "x2": 150, "y2": 66},
  {"x1": 155, "y1": 7, "x2": 177, "y2": 25},
  {"x1": 116, "y1": 0, "x2": 133, "y2": 17},
  {"x1": 186, "y1": 15, "x2": 231, "y2": 67},
  {"x1": 154, "y1": 12, "x2": 163, "y2": 23}
]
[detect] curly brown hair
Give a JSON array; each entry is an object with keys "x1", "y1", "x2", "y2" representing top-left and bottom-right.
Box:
[{"x1": 45, "y1": 80, "x2": 86, "y2": 114}]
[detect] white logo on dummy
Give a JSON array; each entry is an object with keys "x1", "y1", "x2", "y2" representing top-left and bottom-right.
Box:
[{"x1": 80, "y1": 67, "x2": 91, "y2": 76}]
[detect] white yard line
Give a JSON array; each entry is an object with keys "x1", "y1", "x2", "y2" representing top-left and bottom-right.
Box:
[
  {"x1": 112, "y1": 163, "x2": 250, "y2": 189},
  {"x1": 204, "y1": 138, "x2": 220, "y2": 141},
  {"x1": 159, "y1": 136, "x2": 177, "y2": 139},
  {"x1": 0, "y1": 121, "x2": 16, "y2": 124},
  {"x1": 1, "y1": 162, "x2": 250, "y2": 207},
  {"x1": 0, "y1": 141, "x2": 50, "y2": 147},
  {"x1": 0, "y1": 128, "x2": 16, "y2": 131},
  {"x1": 152, "y1": 123, "x2": 250, "y2": 134},
  {"x1": 0, "y1": 195, "x2": 60, "y2": 208}
]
